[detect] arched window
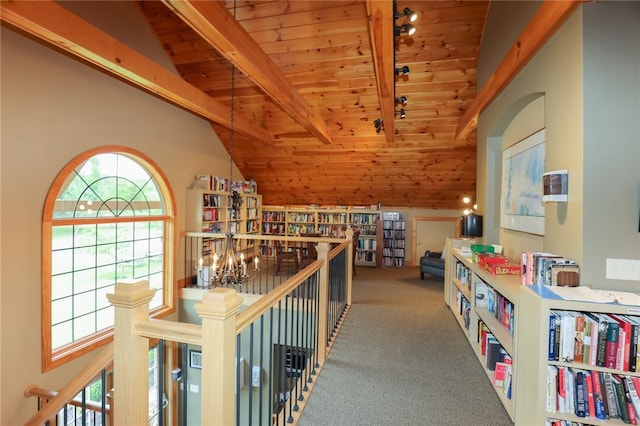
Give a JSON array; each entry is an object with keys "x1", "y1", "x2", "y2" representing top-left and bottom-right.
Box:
[{"x1": 42, "y1": 147, "x2": 175, "y2": 371}]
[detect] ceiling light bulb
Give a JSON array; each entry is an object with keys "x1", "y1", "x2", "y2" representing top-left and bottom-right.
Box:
[
  {"x1": 463, "y1": 196, "x2": 471, "y2": 204},
  {"x1": 402, "y1": 7, "x2": 418, "y2": 23}
]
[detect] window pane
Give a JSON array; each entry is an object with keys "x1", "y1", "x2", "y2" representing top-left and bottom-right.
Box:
[
  {"x1": 74, "y1": 224, "x2": 98, "y2": 247},
  {"x1": 96, "y1": 264, "x2": 116, "y2": 287},
  {"x1": 74, "y1": 312, "x2": 96, "y2": 340},
  {"x1": 74, "y1": 246, "x2": 96, "y2": 270},
  {"x1": 96, "y1": 306, "x2": 114, "y2": 332},
  {"x1": 97, "y1": 223, "x2": 117, "y2": 244},
  {"x1": 74, "y1": 292, "x2": 96, "y2": 317},
  {"x1": 52, "y1": 273, "x2": 73, "y2": 300},
  {"x1": 117, "y1": 223, "x2": 134, "y2": 247},
  {"x1": 52, "y1": 297, "x2": 73, "y2": 324},
  {"x1": 52, "y1": 226, "x2": 74, "y2": 250},
  {"x1": 97, "y1": 242, "x2": 116, "y2": 267},
  {"x1": 96, "y1": 285, "x2": 114, "y2": 310},
  {"x1": 52, "y1": 248, "x2": 73, "y2": 275},
  {"x1": 52, "y1": 321, "x2": 73, "y2": 349},
  {"x1": 74, "y1": 269, "x2": 96, "y2": 294},
  {"x1": 135, "y1": 222, "x2": 151, "y2": 240}
]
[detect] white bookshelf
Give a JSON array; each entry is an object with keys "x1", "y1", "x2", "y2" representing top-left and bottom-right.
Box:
[
  {"x1": 516, "y1": 285, "x2": 640, "y2": 425},
  {"x1": 444, "y1": 239, "x2": 520, "y2": 422}
]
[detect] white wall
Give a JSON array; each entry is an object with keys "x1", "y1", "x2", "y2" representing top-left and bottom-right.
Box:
[{"x1": 0, "y1": 3, "x2": 242, "y2": 423}]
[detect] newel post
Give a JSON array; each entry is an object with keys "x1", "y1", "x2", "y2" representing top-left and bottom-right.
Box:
[
  {"x1": 316, "y1": 242, "x2": 330, "y2": 365},
  {"x1": 345, "y1": 228, "x2": 354, "y2": 306},
  {"x1": 195, "y1": 288, "x2": 243, "y2": 426},
  {"x1": 107, "y1": 280, "x2": 156, "y2": 426}
]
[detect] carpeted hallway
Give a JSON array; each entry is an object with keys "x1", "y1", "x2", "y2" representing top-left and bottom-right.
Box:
[{"x1": 298, "y1": 266, "x2": 514, "y2": 426}]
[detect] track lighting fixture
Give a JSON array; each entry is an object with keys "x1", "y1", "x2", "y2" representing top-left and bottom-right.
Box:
[
  {"x1": 374, "y1": 118, "x2": 384, "y2": 133},
  {"x1": 395, "y1": 109, "x2": 406, "y2": 119},
  {"x1": 395, "y1": 7, "x2": 418, "y2": 23},
  {"x1": 395, "y1": 96, "x2": 408, "y2": 106},
  {"x1": 394, "y1": 23, "x2": 416, "y2": 37},
  {"x1": 395, "y1": 65, "x2": 410, "y2": 76}
]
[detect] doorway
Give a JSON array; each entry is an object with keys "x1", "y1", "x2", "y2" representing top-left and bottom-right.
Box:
[{"x1": 410, "y1": 216, "x2": 460, "y2": 266}]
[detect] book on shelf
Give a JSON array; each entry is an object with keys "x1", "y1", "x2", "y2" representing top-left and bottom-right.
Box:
[
  {"x1": 591, "y1": 370, "x2": 607, "y2": 420},
  {"x1": 606, "y1": 321, "x2": 621, "y2": 369},
  {"x1": 611, "y1": 374, "x2": 632, "y2": 423}
]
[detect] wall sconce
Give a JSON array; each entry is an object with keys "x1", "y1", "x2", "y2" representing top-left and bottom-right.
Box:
[
  {"x1": 543, "y1": 169, "x2": 568, "y2": 202},
  {"x1": 395, "y1": 109, "x2": 406, "y2": 119},
  {"x1": 395, "y1": 96, "x2": 408, "y2": 106},
  {"x1": 394, "y1": 23, "x2": 416, "y2": 37},
  {"x1": 395, "y1": 65, "x2": 410, "y2": 76},
  {"x1": 374, "y1": 118, "x2": 384, "y2": 133},
  {"x1": 395, "y1": 6, "x2": 418, "y2": 23}
]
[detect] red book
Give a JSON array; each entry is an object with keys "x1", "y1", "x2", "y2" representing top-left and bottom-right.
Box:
[
  {"x1": 611, "y1": 314, "x2": 632, "y2": 371},
  {"x1": 585, "y1": 371, "x2": 596, "y2": 418}
]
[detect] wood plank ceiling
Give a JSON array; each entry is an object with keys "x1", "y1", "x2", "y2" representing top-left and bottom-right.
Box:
[{"x1": 139, "y1": 0, "x2": 489, "y2": 209}]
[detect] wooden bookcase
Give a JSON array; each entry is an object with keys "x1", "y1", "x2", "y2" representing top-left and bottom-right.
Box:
[
  {"x1": 186, "y1": 189, "x2": 262, "y2": 261},
  {"x1": 261, "y1": 205, "x2": 380, "y2": 266},
  {"x1": 444, "y1": 238, "x2": 519, "y2": 422},
  {"x1": 517, "y1": 285, "x2": 640, "y2": 425}
]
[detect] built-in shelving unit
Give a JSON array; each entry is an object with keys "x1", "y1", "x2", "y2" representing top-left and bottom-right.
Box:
[
  {"x1": 444, "y1": 237, "x2": 519, "y2": 423},
  {"x1": 517, "y1": 285, "x2": 640, "y2": 425}
]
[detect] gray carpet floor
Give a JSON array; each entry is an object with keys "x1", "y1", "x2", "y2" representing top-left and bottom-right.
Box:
[{"x1": 298, "y1": 266, "x2": 514, "y2": 426}]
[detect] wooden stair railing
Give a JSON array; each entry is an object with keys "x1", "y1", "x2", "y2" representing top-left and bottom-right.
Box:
[{"x1": 23, "y1": 343, "x2": 114, "y2": 426}]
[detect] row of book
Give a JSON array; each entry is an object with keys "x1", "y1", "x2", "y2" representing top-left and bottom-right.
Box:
[
  {"x1": 547, "y1": 366, "x2": 640, "y2": 422},
  {"x1": 479, "y1": 321, "x2": 513, "y2": 399},
  {"x1": 455, "y1": 261, "x2": 471, "y2": 288},
  {"x1": 189, "y1": 176, "x2": 257, "y2": 193},
  {"x1": 381, "y1": 257, "x2": 405, "y2": 267},
  {"x1": 456, "y1": 291, "x2": 471, "y2": 331},
  {"x1": 548, "y1": 310, "x2": 640, "y2": 372},
  {"x1": 521, "y1": 251, "x2": 580, "y2": 287},
  {"x1": 476, "y1": 281, "x2": 515, "y2": 335},
  {"x1": 262, "y1": 212, "x2": 286, "y2": 222},
  {"x1": 382, "y1": 230, "x2": 405, "y2": 239},
  {"x1": 287, "y1": 213, "x2": 315, "y2": 223},
  {"x1": 381, "y1": 248, "x2": 404, "y2": 258}
]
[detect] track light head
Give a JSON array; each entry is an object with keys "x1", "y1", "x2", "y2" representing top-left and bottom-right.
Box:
[
  {"x1": 395, "y1": 96, "x2": 408, "y2": 106},
  {"x1": 396, "y1": 7, "x2": 418, "y2": 23},
  {"x1": 395, "y1": 65, "x2": 410, "y2": 76},
  {"x1": 395, "y1": 109, "x2": 406, "y2": 119},
  {"x1": 394, "y1": 23, "x2": 416, "y2": 37},
  {"x1": 374, "y1": 118, "x2": 384, "y2": 133}
]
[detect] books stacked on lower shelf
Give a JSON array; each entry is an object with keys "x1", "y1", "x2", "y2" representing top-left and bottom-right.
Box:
[
  {"x1": 547, "y1": 367, "x2": 640, "y2": 423},
  {"x1": 479, "y1": 321, "x2": 512, "y2": 399}
]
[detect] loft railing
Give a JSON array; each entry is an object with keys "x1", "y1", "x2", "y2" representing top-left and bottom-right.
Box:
[
  {"x1": 24, "y1": 232, "x2": 353, "y2": 426},
  {"x1": 24, "y1": 344, "x2": 114, "y2": 425},
  {"x1": 110, "y1": 236, "x2": 352, "y2": 425}
]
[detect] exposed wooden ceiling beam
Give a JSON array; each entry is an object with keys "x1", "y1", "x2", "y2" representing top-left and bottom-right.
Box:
[
  {"x1": 162, "y1": 0, "x2": 334, "y2": 145},
  {"x1": 0, "y1": 0, "x2": 271, "y2": 143},
  {"x1": 366, "y1": 0, "x2": 395, "y2": 142},
  {"x1": 455, "y1": 0, "x2": 585, "y2": 140}
]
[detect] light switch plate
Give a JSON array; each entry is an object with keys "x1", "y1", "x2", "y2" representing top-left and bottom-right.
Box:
[{"x1": 606, "y1": 258, "x2": 640, "y2": 281}]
